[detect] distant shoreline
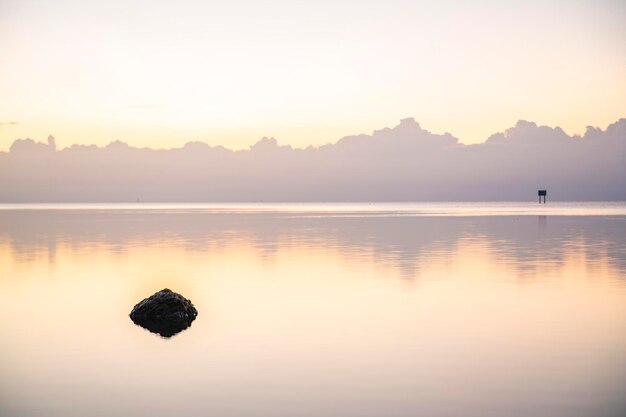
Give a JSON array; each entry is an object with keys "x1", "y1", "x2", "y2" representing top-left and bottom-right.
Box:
[{"x1": 1, "y1": 201, "x2": 625, "y2": 217}]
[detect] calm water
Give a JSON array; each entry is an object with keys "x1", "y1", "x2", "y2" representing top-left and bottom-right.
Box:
[{"x1": 0, "y1": 203, "x2": 625, "y2": 417}]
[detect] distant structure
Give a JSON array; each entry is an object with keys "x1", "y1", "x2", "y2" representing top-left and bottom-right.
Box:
[{"x1": 538, "y1": 189, "x2": 547, "y2": 204}]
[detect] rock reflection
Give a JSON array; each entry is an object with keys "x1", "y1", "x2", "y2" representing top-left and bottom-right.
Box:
[{"x1": 129, "y1": 289, "x2": 197, "y2": 338}]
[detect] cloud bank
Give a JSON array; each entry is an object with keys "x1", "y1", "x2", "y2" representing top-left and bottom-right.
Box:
[{"x1": 1, "y1": 118, "x2": 624, "y2": 202}]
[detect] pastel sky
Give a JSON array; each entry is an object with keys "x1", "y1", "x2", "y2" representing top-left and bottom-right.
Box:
[{"x1": 0, "y1": 0, "x2": 624, "y2": 151}]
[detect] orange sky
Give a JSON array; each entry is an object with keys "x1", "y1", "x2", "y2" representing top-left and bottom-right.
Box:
[{"x1": 1, "y1": 0, "x2": 625, "y2": 151}]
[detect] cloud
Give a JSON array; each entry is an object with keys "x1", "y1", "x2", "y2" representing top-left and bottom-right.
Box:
[
  {"x1": 0, "y1": 121, "x2": 19, "y2": 126},
  {"x1": 0, "y1": 118, "x2": 624, "y2": 202}
]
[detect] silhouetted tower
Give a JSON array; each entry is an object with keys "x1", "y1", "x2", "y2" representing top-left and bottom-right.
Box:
[{"x1": 538, "y1": 189, "x2": 547, "y2": 204}]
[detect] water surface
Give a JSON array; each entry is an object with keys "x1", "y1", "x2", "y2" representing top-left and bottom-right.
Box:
[{"x1": 0, "y1": 204, "x2": 625, "y2": 417}]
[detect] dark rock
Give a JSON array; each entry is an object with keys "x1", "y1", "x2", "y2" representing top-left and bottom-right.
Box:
[{"x1": 129, "y1": 289, "x2": 198, "y2": 338}]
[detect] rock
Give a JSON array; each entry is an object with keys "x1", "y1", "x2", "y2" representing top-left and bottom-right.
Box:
[{"x1": 129, "y1": 289, "x2": 198, "y2": 338}]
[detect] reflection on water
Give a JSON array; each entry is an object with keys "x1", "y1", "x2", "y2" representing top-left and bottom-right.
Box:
[
  {"x1": 129, "y1": 288, "x2": 198, "y2": 338},
  {"x1": 0, "y1": 206, "x2": 625, "y2": 417}
]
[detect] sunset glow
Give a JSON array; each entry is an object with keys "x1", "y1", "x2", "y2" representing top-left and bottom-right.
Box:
[
  {"x1": 1, "y1": 3, "x2": 625, "y2": 416},
  {"x1": 1, "y1": 0, "x2": 625, "y2": 151}
]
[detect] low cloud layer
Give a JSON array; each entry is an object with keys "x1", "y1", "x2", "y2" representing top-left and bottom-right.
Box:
[{"x1": 1, "y1": 118, "x2": 624, "y2": 202}]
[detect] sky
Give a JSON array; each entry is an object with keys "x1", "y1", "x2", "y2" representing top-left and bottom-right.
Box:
[{"x1": 0, "y1": 0, "x2": 625, "y2": 151}]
